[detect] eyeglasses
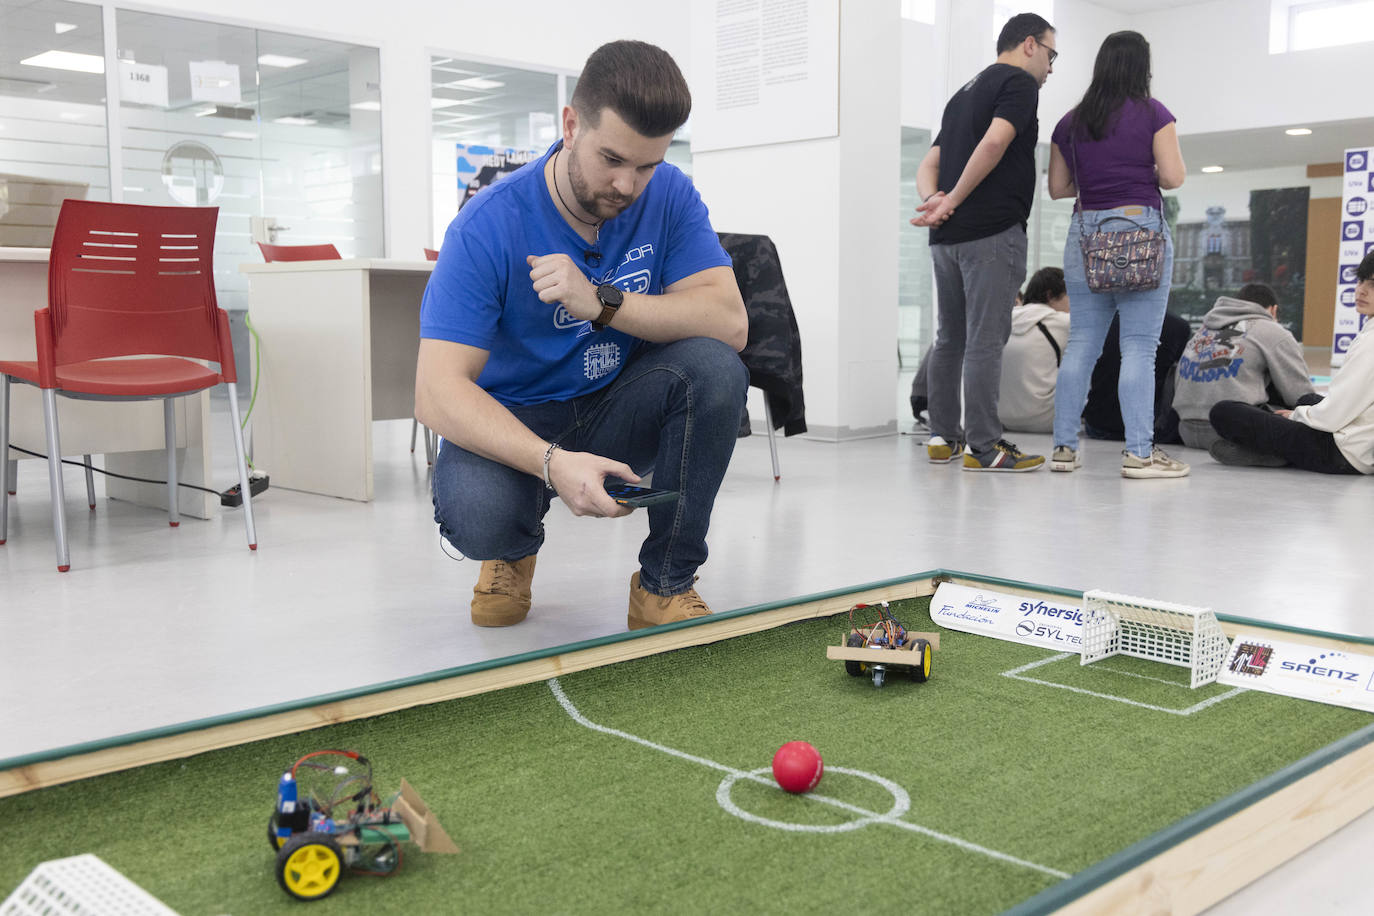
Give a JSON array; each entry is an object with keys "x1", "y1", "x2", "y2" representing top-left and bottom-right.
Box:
[{"x1": 1036, "y1": 38, "x2": 1058, "y2": 65}]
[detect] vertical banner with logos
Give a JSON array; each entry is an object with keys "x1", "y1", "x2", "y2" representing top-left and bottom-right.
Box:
[{"x1": 1334, "y1": 147, "x2": 1374, "y2": 366}]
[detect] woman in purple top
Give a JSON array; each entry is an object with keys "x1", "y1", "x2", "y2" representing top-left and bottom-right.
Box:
[{"x1": 1046, "y1": 30, "x2": 1189, "y2": 479}]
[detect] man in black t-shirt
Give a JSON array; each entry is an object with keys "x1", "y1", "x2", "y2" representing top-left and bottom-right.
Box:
[{"x1": 911, "y1": 12, "x2": 1056, "y2": 473}]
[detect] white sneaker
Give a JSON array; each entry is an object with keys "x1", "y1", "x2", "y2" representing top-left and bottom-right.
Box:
[
  {"x1": 1050, "y1": 446, "x2": 1081, "y2": 472},
  {"x1": 1121, "y1": 446, "x2": 1189, "y2": 479}
]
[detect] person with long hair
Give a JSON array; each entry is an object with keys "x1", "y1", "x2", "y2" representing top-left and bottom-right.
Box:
[{"x1": 1045, "y1": 30, "x2": 1188, "y2": 478}]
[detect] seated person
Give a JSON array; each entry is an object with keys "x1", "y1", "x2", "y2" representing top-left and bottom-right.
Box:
[
  {"x1": 1171, "y1": 283, "x2": 1315, "y2": 450},
  {"x1": 1081, "y1": 310, "x2": 1191, "y2": 444},
  {"x1": 1209, "y1": 251, "x2": 1374, "y2": 474},
  {"x1": 415, "y1": 41, "x2": 749, "y2": 631},
  {"x1": 998, "y1": 267, "x2": 1069, "y2": 433}
]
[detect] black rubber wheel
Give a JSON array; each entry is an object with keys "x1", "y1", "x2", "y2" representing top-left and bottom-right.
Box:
[
  {"x1": 267, "y1": 812, "x2": 282, "y2": 851},
  {"x1": 844, "y1": 632, "x2": 865, "y2": 677},
  {"x1": 276, "y1": 832, "x2": 344, "y2": 901},
  {"x1": 909, "y1": 639, "x2": 932, "y2": 683}
]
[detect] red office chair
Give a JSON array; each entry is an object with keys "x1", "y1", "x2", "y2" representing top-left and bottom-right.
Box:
[
  {"x1": 256, "y1": 241, "x2": 341, "y2": 262},
  {"x1": 423, "y1": 248, "x2": 439, "y2": 261},
  {"x1": 0, "y1": 200, "x2": 257, "y2": 571}
]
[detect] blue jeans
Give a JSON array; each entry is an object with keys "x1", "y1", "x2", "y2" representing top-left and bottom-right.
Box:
[
  {"x1": 432, "y1": 337, "x2": 748, "y2": 596},
  {"x1": 1053, "y1": 207, "x2": 1175, "y2": 458}
]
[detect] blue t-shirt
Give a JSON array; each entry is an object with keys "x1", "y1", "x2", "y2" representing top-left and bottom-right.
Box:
[{"x1": 420, "y1": 141, "x2": 732, "y2": 407}]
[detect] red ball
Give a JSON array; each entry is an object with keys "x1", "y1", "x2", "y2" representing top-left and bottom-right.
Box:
[{"x1": 772, "y1": 741, "x2": 824, "y2": 793}]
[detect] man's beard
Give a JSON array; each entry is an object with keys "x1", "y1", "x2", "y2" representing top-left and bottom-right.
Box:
[{"x1": 568, "y1": 147, "x2": 632, "y2": 220}]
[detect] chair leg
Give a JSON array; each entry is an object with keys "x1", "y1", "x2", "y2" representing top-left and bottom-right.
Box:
[
  {"x1": 425, "y1": 425, "x2": 436, "y2": 466},
  {"x1": 225, "y1": 382, "x2": 258, "y2": 551},
  {"x1": 5, "y1": 458, "x2": 14, "y2": 496},
  {"x1": 83, "y1": 455, "x2": 95, "y2": 510},
  {"x1": 41, "y1": 388, "x2": 69, "y2": 571},
  {"x1": 1, "y1": 376, "x2": 9, "y2": 545},
  {"x1": 164, "y1": 399, "x2": 179, "y2": 527},
  {"x1": 763, "y1": 399, "x2": 781, "y2": 482},
  {"x1": 410, "y1": 416, "x2": 419, "y2": 453}
]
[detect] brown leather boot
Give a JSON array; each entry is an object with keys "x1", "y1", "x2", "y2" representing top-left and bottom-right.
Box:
[
  {"x1": 627, "y1": 571, "x2": 712, "y2": 631},
  {"x1": 471, "y1": 555, "x2": 537, "y2": 626}
]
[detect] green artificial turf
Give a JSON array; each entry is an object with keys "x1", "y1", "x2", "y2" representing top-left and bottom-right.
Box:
[{"x1": 2, "y1": 597, "x2": 1370, "y2": 915}]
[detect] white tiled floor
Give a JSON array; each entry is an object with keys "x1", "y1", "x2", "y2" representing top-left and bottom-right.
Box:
[{"x1": 1, "y1": 389, "x2": 1370, "y2": 912}]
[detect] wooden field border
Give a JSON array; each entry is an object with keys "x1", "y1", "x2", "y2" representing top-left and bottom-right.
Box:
[
  {"x1": 0, "y1": 572, "x2": 937, "y2": 799},
  {"x1": 6, "y1": 568, "x2": 1374, "y2": 916}
]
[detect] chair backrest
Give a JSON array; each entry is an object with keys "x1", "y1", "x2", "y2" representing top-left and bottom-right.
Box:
[
  {"x1": 423, "y1": 247, "x2": 439, "y2": 261},
  {"x1": 45, "y1": 199, "x2": 232, "y2": 376},
  {"x1": 256, "y1": 241, "x2": 341, "y2": 262}
]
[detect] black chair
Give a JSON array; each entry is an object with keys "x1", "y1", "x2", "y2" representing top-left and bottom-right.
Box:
[{"x1": 716, "y1": 233, "x2": 806, "y2": 480}]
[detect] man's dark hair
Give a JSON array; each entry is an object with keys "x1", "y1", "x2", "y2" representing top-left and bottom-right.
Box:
[
  {"x1": 1069, "y1": 31, "x2": 1152, "y2": 141},
  {"x1": 1022, "y1": 266, "x2": 1066, "y2": 305},
  {"x1": 1359, "y1": 250, "x2": 1374, "y2": 282},
  {"x1": 996, "y1": 13, "x2": 1054, "y2": 54},
  {"x1": 570, "y1": 40, "x2": 691, "y2": 137},
  {"x1": 1236, "y1": 283, "x2": 1278, "y2": 309}
]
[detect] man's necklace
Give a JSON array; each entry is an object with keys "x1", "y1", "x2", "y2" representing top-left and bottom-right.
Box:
[{"x1": 553, "y1": 148, "x2": 603, "y2": 244}]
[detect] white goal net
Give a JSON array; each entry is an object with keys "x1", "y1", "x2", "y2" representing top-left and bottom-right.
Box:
[
  {"x1": 1080, "y1": 589, "x2": 1231, "y2": 688},
  {"x1": 1, "y1": 854, "x2": 179, "y2": 916}
]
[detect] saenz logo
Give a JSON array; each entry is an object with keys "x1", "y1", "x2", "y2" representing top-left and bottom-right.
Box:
[
  {"x1": 1350, "y1": 150, "x2": 1369, "y2": 171},
  {"x1": 1334, "y1": 333, "x2": 1356, "y2": 354},
  {"x1": 1280, "y1": 660, "x2": 1358, "y2": 682},
  {"x1": 1345, "y1": 221, "x2": 1366, "y2": 241},
  {"x1": 1349, "y1": 197, "x2": 1369, "y2": 217}
]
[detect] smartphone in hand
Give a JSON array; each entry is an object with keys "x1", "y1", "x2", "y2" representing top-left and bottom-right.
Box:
[{"x1": 604, "y1": 479, "x2": 680, "y2": 508}]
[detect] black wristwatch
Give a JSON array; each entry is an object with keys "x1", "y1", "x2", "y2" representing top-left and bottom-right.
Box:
[{"x1": 591, "y1": 283, "x2": 624, "y2": 331}]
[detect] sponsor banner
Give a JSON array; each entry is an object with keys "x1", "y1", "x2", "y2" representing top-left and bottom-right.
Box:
[
  {"x1": 1334, "y1": 147, "x2": 1374, "y2": 366},
  {"x1": 931, "y1": 583, "x2": 1084, "y2": 652},
  {"x1": 1218, "y1": 634, "x2": 1374, "y2": 712}
]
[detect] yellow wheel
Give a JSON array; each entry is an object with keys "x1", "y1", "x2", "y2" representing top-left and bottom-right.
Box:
[
  {"x1": 276, "y1": 832, "x2": 344, "y2": 901},
  {"x1": 909, "y1": 639, "x2": 932, "y2": 683}
]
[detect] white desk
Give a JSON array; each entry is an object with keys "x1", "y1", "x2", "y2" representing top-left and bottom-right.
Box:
[
  {"x1": 0, "y1": 247, "x2": 215, "y2": 518},
  {"x1": 240, "y1": 259, "x2": 435, "y2": 501}
]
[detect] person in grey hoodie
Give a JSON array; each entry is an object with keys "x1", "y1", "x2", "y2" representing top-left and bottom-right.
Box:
[
  {"x1": 1171, "y1": 283, "x2": 1315, "y2": 450},
  {"x1": 999, "y1": 267, "x2": 1070, "y2": 433}
]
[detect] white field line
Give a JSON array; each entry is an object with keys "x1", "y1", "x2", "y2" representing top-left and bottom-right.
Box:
[
  {"x1": 547, "y1": 677, "x2": 1069, "y2": 880},
  {"x1": 1003, "y1": 653, "x2": 1246, "y2": 715}
]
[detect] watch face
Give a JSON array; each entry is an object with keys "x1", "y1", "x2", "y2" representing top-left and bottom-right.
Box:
[{"x1": 598, "y1": 284, "x2": 624, "y2": 306}]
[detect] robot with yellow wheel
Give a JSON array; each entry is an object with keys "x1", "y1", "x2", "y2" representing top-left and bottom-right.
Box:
[
  {"x1": 267, "y1": 750, "x2": 459, "y2": 901},
  {"x1": 825, "y1": 602, "x2": 938, "y2": 688}
]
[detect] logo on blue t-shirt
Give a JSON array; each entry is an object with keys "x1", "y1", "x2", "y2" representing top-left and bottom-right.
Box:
[{"x1": 583, "y1": 341, "x2": 622, "y2": 380}]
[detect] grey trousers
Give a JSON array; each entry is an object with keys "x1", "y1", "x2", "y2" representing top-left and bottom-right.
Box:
[{"x1": 927, "y1": 225, "x2": 1028, "y2": 453}]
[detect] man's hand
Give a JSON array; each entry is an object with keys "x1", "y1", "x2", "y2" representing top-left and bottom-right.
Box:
[
  {"x1": 547, "y1": 448, "x2": 638, "y2": 518},
  {"x1": 528, "y1": 253, "x2": 598, "y2": 321},
  {"x1": 910, "y1": 192, "x2": 956, "y2": 227},
  {"x1": 1274, "y1": 409, "x2": 1294, "y2": 419}
]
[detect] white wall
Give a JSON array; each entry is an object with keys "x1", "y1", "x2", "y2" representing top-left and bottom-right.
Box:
[
  {"x1": 1138, "y1": 0, "x2": 1371, "y2": 136},
  {"x1": 122, "y1": 0, "x2": 691, "y2": 258},
  {"x1": 1175, "y1": 166, "x2": 1342, "y2": 222},
  {"x1": 692, "y1": 1, "x2": 902, "y2": 438}
]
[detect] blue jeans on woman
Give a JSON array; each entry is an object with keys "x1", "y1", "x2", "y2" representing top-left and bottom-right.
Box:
[
  {"x1": 431, "y1": 337, "x2": 748, "y2": 597},
  {"x1": 1053, "y1": 206, "x2": 1175, "y2": 458}
]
